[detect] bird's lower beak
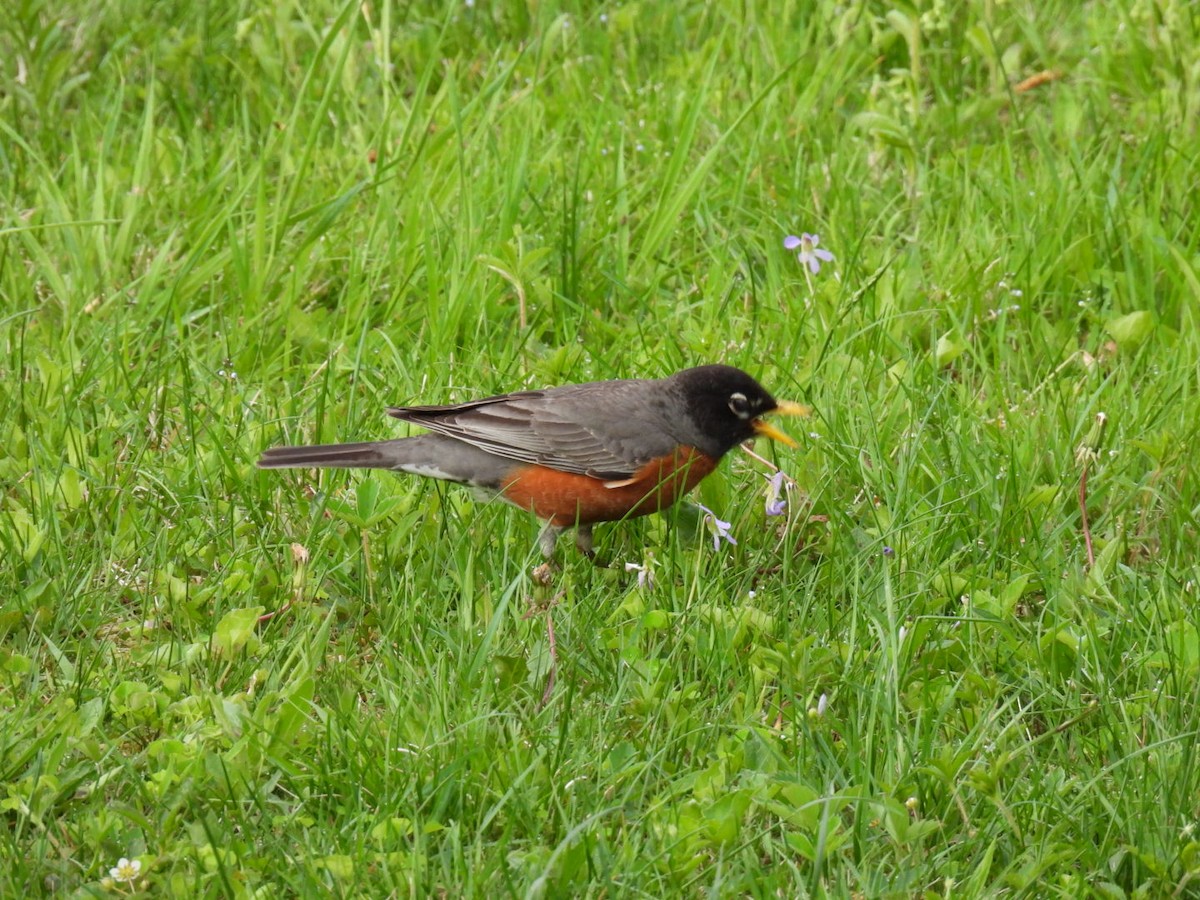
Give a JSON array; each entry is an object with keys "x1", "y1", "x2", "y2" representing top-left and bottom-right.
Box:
[{"x1": 751, "y1": 400, "x2": 811, "y2": 448}]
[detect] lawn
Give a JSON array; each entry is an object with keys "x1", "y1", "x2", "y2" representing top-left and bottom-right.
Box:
[{"x1": 2, "y1": 0, "x2": 1199, "y2": 896}]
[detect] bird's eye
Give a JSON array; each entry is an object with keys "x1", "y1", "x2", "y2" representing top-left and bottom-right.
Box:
[{"x1": 728, "y1": 392, "x2": 752, "y2": 419}]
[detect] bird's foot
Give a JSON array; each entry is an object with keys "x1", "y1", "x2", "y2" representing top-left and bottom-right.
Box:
[
  {"x1": 575, "y1": 524, "x2": 596, "y2": 560},
  {"x1": 538, "y1": 522, "x2": 602, "y2": 564}
]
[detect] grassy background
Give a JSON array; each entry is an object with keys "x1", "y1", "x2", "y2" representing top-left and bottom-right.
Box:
[{"x1": 3, "y1": 0, "x2": 1199, "y2": 895}]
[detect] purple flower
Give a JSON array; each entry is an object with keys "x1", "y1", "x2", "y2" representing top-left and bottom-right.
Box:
[
  {"x1": 784, "y1": 233, "x2": 834, "y2": 274},
  {"x1": 695, "y1": 503, "x2": 737, "y2": 551},
  {"x1": 765, "y1": 471, "x2": 788, "y2": 517}
]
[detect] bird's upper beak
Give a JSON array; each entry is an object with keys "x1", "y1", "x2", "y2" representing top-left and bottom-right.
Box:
[{"x1": 751, "y1": 400, "x2": 811, "y2": 448}]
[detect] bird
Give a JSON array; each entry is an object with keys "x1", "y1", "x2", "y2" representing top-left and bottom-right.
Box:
[{"x1": 258, "y1": 364, "x2": 808, "y2": 556}]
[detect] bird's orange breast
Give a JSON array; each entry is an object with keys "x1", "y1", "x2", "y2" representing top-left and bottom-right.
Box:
[{"x1": 499, "y1": 446, "x2": 718, "y2": 526}]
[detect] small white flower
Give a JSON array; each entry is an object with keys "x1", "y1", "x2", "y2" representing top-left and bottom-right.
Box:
[
  {"x1": 624, "y1": 560, "x2": 655, "y2": 589},
  {"x1": 808, "y1": 693, "x2": 828, "y2": 718},
  {"x1": 110, "y1": 857, "x2": 141, "y2": 883}
]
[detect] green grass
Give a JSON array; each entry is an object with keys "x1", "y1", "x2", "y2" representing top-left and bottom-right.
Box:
[{"x1": 2, "y1": 0, "x2": 1199, "y2": 895}]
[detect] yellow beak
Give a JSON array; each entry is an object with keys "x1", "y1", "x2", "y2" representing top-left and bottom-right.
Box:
[{"x1": 751, "y1": 400, "x2": 810, "y2": 448}]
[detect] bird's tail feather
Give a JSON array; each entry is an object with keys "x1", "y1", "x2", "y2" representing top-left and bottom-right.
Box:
[
  {"x1": 257, "y1": 440, "x2": 405, "y2": 470},
  {"x1": 258, "y1": 433, "x2": 513, "y2": 486}
]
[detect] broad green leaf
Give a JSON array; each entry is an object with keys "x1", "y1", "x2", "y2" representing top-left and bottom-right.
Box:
[
  {"x1": 1104, "y1": 310, "x2": 1154, "y2": 347},
  {"x1": 213, "y1": 607, "x2": 264, "y2": 656},
  {"x1": 935, "y1": 330, "x2": 968, "y2": 367}
]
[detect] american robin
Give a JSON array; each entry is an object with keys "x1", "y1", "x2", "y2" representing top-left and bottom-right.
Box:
[{"x1": 258, "y1": 364, "x2": 807, "y2": 556}]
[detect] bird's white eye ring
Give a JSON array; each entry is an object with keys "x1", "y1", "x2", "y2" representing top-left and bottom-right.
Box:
[{"x1": 728, "y1": 392, "x2": 751, "y2": 418}]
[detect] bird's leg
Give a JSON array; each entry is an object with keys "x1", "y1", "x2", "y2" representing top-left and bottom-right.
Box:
[
  {"x1": 575, "y1": 524, "x2": 595, "y2": 558},
  {"x1": 536, "y1": 521, "x2": 595, "y2": 560},
  {"x1": 538, "y1": 522, "x2": 564, "y2": 558}
]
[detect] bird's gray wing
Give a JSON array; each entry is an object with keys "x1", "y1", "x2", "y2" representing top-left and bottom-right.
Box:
[{"x1": 388, "y1": 381, "x2": 679, "y2": 480}]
